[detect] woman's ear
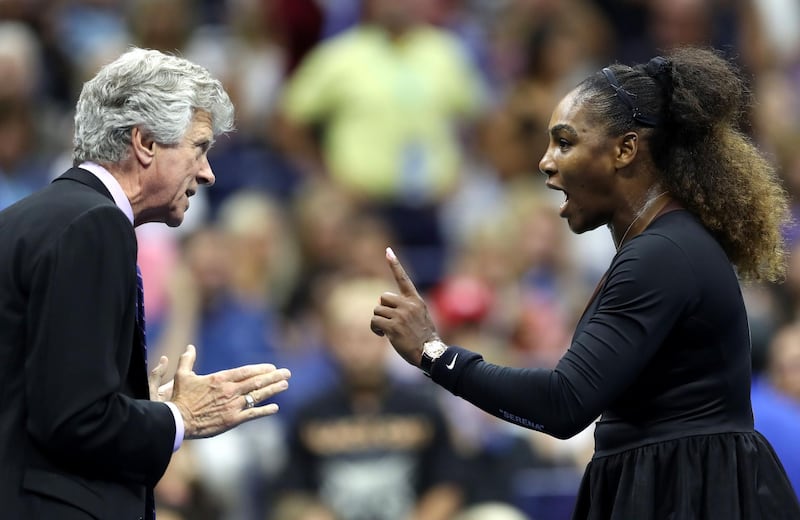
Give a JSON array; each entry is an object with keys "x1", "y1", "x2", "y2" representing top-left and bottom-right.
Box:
[
  {"x1": 131, "y1": 126, "x2": 155, "y2": 167},
  {"x1": 615, "y1": 131, "x2": 639, "y2": 169}
]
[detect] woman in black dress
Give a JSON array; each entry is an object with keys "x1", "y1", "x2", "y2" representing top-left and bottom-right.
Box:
[{"x1": 371, "y1": 47, "x2": 800, "y2": 519}]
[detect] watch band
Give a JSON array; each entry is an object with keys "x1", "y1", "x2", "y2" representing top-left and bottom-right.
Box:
[{"x1": 420, "y1": 351, "x2": 435, "y2": 377}]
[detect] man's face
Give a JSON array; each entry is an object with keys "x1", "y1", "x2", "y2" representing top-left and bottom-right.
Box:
[{"x1": 142, "y1": 110, "x2": 215, "y2": 227}]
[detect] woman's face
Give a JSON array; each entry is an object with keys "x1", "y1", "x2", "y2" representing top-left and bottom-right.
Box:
[{"x1": 538, "y1": 89, "x2": 621, "y2": 234}]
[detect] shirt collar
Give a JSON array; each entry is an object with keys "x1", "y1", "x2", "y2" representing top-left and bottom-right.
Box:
[{"x1": 78, "y1": 161, "x2": 135, "y2": 225}]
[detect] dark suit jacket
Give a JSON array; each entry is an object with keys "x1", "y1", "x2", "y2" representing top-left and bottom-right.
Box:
[{"x1": 0, "y1": 168, "x2": 176, "y2": 519}]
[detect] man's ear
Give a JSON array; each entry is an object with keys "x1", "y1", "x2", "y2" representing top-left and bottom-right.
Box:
[
  {"x1": 131, "y1": 127, "x2": 155, "y2": 167},
  {"x1": 615, "y1": 131, "x2": 639, "y2": 169}
]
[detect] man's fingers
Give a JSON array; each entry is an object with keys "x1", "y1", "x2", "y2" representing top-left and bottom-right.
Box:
[
  {"x1": 148, "y1": 356, "x2": 169, "y2": 400},
  {"x1": 176, "y1": 344, "x2": 197, "y2": 374},
  {"x1": 216, "y1": 363, "x2": 286, "y2": 383},
  {"x1": 244, "y1": 369, "x2": 292, "y2": 394},
  {"x1": 385, "y1": 247, "x2": 420, "y2": 297},
  {"x1": 242, "y1": 403, "x2": 280, "y2": 419},
  {"x1": 150, "y1": 356, "x2": 168, "y2": 378},
  {"x1": 158, "y1": 380, "x2": 174, "y2": 401},
  {"x1": 247, "y1": 375, "x2": 290, "y2": 405}
]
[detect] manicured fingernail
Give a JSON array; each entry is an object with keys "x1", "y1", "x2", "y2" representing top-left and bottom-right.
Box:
[{"x1": 386, "y1": 247, "x2": 396, "y2": 260}]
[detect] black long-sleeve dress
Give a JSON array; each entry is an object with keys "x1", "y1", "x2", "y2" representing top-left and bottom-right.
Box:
[{"x1": 431, "y1": 209, "x2": 800, "y2": 519}]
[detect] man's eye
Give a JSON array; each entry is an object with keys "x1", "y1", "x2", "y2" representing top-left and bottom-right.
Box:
[{"x1": 558, "y1": 138, "x2": 571, "y2": 149}]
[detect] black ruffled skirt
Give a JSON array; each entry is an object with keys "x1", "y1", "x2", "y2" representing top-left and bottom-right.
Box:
[{"x1": 572, "y1": 431, "x2": 800, "y2": 519}]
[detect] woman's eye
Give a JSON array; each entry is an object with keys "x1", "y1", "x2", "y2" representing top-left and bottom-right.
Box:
[{"x1": 558, "y1": 138, "x2": 571, "y2": 150}]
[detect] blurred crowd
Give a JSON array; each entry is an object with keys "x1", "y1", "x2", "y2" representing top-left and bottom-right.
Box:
[{"x1": 2, "y1": 0, "x2": 800, "y2": 519}]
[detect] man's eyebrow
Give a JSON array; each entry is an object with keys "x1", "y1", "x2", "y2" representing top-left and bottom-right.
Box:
[
  {"x1": 193, "y1": 137, "x2": 215, "y2": 149},
  {"x1": 549, "y1": 123, "x2": 578, "y2": 139}
]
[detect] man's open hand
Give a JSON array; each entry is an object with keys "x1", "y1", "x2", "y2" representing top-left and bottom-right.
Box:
[{"x1": 169, "y1": 345, "x2": 291, "y2": 439}]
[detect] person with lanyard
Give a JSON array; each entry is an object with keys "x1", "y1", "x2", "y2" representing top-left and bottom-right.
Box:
[{"x1": 371, "y1": 47, "x2": 800, "y2": 519}]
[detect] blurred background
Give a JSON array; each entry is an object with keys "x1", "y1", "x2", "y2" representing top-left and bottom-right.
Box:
[{"x1": 2, "y1": 0, "x2": 799, "y2": 518}]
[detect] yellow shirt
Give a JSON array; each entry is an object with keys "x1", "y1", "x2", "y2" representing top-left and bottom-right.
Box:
[{"x1": 282, "y1": 25, "x2": 485, "y2": 203}]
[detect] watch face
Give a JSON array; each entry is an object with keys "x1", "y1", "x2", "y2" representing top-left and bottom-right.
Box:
[{"x1": 424, "y1": 340, "x2": 447, "y2": 359}]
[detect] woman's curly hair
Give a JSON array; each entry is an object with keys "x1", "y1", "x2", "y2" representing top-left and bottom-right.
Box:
[{"x1": 577, "y1": 47, "x2": 789, "y2": 281}]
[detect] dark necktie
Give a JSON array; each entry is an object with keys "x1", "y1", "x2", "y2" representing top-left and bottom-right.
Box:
[
  {"x1": 136, "y1": 265, "x2": 156, "y2": 520},
  {"x1": 135, "y1": 265, "x2": 148, "y2": 365}
]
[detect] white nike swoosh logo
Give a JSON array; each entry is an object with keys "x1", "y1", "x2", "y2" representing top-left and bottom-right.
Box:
[{"x1": 445, "y1": 353, "x2": 458, "y2": 370}]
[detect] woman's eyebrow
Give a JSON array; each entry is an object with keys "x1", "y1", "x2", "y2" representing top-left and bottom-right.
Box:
[{"x1": 549, "y1": 123, "x2": 578, "y2": 139}]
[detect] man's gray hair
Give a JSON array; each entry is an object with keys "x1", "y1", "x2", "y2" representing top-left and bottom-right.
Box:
[{"x1": 72, "y1": 47, "x2": 235, "y2": 165}]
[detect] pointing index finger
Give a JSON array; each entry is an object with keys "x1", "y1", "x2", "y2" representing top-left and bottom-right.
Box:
[{"x1": 386, "y1": 247, "x2": 420, "y2": 297}]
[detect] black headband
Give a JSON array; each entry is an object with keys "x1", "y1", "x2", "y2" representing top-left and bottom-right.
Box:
[{"x1": 601, "y1": 66, "x2": 661, "y2": 127}]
